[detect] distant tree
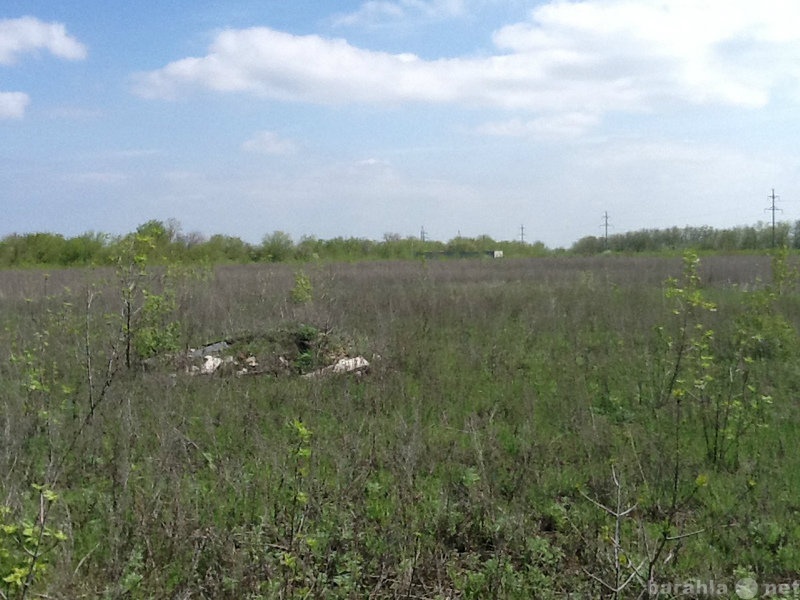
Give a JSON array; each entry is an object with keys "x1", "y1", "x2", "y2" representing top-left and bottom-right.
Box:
[
  {"x1": 261, "y1": 231, "x2": 295, "y2": 262},
  {"x1": 6, "y1": 233, "x2": 68, "y2": 266},
  {"x1": 178, "y1": 230, "x2": 207, "y2": 249},
  {"x1": 571, "y1": 235, "x2": 605, "y2": 255},
  {"x1": 376, "y1": 233, "x2": 408, "y2": 259},
  {"x1": 315, "y1": 237, "x2": 379, "y2": 261},
  {"x1": 715, "y1": 229, "x2": 739, "y2": 252},
  {"x1": 740, "y1": 226, "x2": 758, "y2": 250},
  {"x1": 0, "y1": 234, "x2": 24, "y2": 266},
  {"x1": 61, "y1": 232, "x2": 108, "y2": 265},
  {"x1": 194, "y1": 234, "x2": 252, "y2": 263},
  {"x1": 792, "y1": 221, "x2": 800, "y2": 249},
  {"x1": 621, "y1": 230, "x2": 653, "y2": 252},
  {"x1": 446, "y1": 236, "x2": 478, "y2": 254},
  {"x1": 659, "y1": 226, "x2": 683, "y2": 250},
  {"x1": 295, "y1": 235, "x2": 322, "y2": 262},
  {"x1": 772, "y1": 222, "x2": 791, "y2": 249},
  {"x1": 136, "y1": 219, "x2": 171, "y2": 246},
  {"x1": 119, "y1": 219, "x2": 185, "y2": 263}
]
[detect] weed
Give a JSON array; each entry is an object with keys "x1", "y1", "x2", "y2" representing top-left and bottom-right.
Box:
[
  {"x1": 290, "y1": 270, "x2": 313, "y2": 305},
  {"x1": 0, "y1": 486, "x2": 67, "y2": 599}
]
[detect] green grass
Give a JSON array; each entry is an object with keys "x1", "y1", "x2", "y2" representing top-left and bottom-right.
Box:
[{"x1": 0, "y1": 254, "x2": 798, "y2": 598}]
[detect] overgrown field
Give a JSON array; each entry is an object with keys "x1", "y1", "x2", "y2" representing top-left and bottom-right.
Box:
[{"x1": 2, "y1": 253, "x2": 800, "y2": 599}]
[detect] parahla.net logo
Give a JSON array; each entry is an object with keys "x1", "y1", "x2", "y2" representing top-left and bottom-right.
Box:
[{"x1": 648, "y1": 577, "x2": 800, "y2": 598}]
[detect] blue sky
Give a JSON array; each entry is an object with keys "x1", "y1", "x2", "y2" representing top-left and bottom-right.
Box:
[{"x1": 2, "y1": 0, "x2": 800, "y2": 248}]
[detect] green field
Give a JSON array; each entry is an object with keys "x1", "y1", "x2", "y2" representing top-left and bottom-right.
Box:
[{"x1": 1, "y1": 253, "x2": 799, "y2": 598}]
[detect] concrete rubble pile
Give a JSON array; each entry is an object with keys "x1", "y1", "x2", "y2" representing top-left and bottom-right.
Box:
[{"x1": 184, "y1": 340, "x2": 370, "y2": 378}]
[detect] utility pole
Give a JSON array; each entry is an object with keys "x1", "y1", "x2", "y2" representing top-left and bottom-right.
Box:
[
  {"x1": 601, "y1": 211, "x2": 612, "y2": 250},
  {"x1": 520, "y1": 224, "x2": 525, "y2": 244},
  {"x1": 765, "y1": 189, "x2": 781, "y2": 248},
  {"x1": 420, "y1": 226, "x2": 427, "y2": 243}
]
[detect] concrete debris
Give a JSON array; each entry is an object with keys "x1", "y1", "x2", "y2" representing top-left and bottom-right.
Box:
[
  {"x1": 196, "y1": 354, "x2": 247, "y2": 375},
  {"x1": 188, "y1": 341, "x2": 229, "y2": 359},
  {"x1": 190, "y1": 352, "x2": 369, "y2": 379},
  {"x1": 200, "y1": 355, "x2": 223, "y2": 375},
  {"x1": 181, "y1": 331, "x2": 372, "y2": 379},
  {"x1": 302, "y1": 356, "x2": 370, "y2": 379},
  {"x1": 236, "y1": 356, "x2": 258, "y2": 376},
  {"x1": 332, "y1": 356, "x2": 370, "y2": 374}
]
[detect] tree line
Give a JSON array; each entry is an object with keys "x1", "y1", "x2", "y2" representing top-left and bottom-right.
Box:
[
  {"x1": 573, "y1": 221, "x2": 800, "y2": 254},
  {"x1": 0, "y1": 219, "x2": 548, "y2": 268},
  {"x1": 0, "y1": 219, "x2": 797, "y2": 268}
]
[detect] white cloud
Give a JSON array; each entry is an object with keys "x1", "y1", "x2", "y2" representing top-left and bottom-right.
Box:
[
  {"x1": 333, "y1": 0, "x2": 467, "y2": 27},
  {"x1": 0, "y1": 17, "x2": 86, "y2": 119},
  {"x1": 0, "y1": 91, "x2": 29, "y2": 119},
  {"x1": 333, "y1": 2, "x2": 405, "y2": 27},
  {"x1": 478, "y1": 112, "x2": 600, "y2": 139},
  {"x1": 347, "y1": 157, "x2": 393, "y2": 177},
  {"x1": 130, "y1": 25, "x2": 638, "y2": 111},
  {"x1": 356, "y1": 157, "x2": 390, "y2": 166},
  {"x1": 0, "y1": 16, "x2": 87, "y2": 65},
  {"x1": 133, "y1": 1, "x2": 800, "y2": 135},
  {"x1": 132, "y1": 27, "x2": 457, "y2": 104},
  {"x1": 492, "y1": 0, "x2": 800, "y2": 108},
  {"x1": 241, "y1": 130, "x2": 298, "y2": 155}
]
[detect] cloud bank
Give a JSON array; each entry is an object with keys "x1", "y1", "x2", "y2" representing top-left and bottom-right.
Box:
[{"x1": 133, "y1": 0, "x2": 800, "y2": 137}]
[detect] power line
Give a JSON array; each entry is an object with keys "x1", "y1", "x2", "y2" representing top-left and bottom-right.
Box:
[{"x1": 765, "y1": 188, "x2": 782, "y2": 248}]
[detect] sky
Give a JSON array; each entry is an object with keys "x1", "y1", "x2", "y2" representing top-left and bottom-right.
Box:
[{"x1": 2, "y1": 0, "x2": 800, "y2": 248}]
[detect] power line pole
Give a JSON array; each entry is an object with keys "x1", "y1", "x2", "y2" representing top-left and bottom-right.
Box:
[
  {"x1": 420, "y1": 226, "x2": 427, "y2": 243},
  {"x1": 601, "y1": 211, "x2": 611, "y2": 250},
  {"x1": 765, "y1": 188, "x2": 781, "y2": 248},
  {"x1": 520, "y1": 224, "x2": 525, "y2": 244}
]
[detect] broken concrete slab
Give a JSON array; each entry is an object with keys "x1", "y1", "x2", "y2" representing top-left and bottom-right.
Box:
[
  {"x1": 302, "y1": 356, "x2": 370, "y2": 379},
  {"x1": 188, "y1": 341, "x2": 229, "y2": 359},
  {"x1": 200, "y1": 355, "x2": 223, "y2": 375}
]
